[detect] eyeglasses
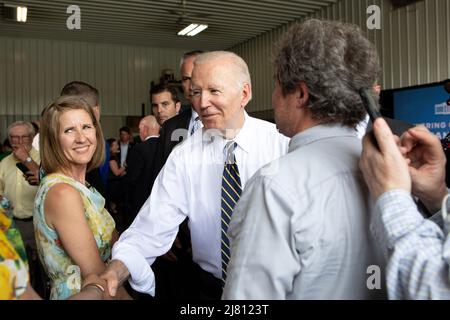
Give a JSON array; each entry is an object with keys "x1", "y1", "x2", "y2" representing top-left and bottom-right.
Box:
[{"x1": 9, "y1": 135, "x2": 32, "y2": 142}]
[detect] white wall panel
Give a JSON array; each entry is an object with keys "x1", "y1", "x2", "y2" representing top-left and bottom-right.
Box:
[
  {"x1": 0, "y1": 36, "x2": 187, "y2": 117},
  {"x1": 231, "y1": 0, "x2": 450, "y2": 114},
  {"x1": 0, "y1": 36, "x2": 187, "y2": 140}
]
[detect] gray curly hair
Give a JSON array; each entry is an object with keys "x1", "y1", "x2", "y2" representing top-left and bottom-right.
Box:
[{"x1": 273, "y1": 19, "x2": 380, "y2": 128}]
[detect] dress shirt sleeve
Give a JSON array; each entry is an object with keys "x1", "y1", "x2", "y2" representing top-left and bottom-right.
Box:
[
  {"x1": 371, "y1": 189, "x2": 450, "y2": 299},
  {"x1": 427, "y1": 188, "x2": 450, "y2": 229},
  {"x1": 222, "y1": 174, "x2": 301, "y2": 299},
  {"x1": 112, "y1": 151, "x2": 190, "y2": 296}
]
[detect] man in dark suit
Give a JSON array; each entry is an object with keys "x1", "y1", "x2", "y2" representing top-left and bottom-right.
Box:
[
  {"x1": 118, "y1": 126, "x2": 134, "y2": 169},
  {"x1": 153, "y1": 51, "x2": 204, "y2": 175},
  {"x1": 151, "y1": 84, "x2": 182, "y2": 127},
  {"x1": 123, "y1": 116, "x2": 160, "y2": 229}
]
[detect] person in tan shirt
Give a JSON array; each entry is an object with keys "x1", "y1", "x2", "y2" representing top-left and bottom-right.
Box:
[
  {"x1": 0, "y1": 121, "x2": 40, "y2": 218},
  {"x1": 0, "y1": 121, "x2": 41, "y2": 289}
]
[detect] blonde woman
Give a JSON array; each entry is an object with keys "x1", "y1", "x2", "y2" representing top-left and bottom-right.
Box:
[{"x1": 33, "y1": 96, "x2": 130, "y2": 300}]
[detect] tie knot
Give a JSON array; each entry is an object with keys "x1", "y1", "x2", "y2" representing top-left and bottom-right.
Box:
[{"x1": 225, "y1": 141, "x2": 237, "y2": 164}]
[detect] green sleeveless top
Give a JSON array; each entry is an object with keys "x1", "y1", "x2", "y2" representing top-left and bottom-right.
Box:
[{"x1": 33, "y1": 173, "x2": 115, "y2": 300}]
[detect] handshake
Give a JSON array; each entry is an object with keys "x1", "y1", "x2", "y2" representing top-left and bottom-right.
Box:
[{"x1": 79, "y1": 260, "x2": 132, "y2": 300}]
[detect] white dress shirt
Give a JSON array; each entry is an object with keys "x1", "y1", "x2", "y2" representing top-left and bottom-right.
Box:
[
  {"x1": 112, "y1": 113, "x2": 289, "y2": 295},
  {"x1": 355, "y1": 114, "x2": 370, "y2": 139},
  {"x1": 144, "y1": 135, "x2": 159, "y2": 141},
  {"x1": 187, "y1": 109, "x2": 202, "y2": 136},
  {"x1": 119, "y1": 142, "x2": 129, "y2": 167}
]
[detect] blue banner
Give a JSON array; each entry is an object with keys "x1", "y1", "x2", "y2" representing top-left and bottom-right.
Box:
[{"x1": 393, "y1": 82, "x2": 450, "y2": 139}]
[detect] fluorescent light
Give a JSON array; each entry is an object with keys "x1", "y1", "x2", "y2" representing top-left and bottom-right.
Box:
[
  {"x1": 178, "y1": 24, "x2": 199, "y2": 36},
  {"x1": 186, "y1": 24, "x2": 208, "y2": 36},
  {"x1": 17, "y1": 6, "x2": 27, "y2": 22},
  {"x1": 177, "y1": 23, "x2": 208, "y2": 36}
]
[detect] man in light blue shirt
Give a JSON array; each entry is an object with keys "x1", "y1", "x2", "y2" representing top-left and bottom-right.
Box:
[
  {"x1": 222, "y1": 19, "x2": 386, "y2": 299},
  {"x1": 360, "y1": 117, "x2": 450, "y2": 299}
]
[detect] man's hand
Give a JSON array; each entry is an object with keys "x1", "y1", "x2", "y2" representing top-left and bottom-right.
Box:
[
  {"x1": 359, "y1": 118, "x2": 411, "y2": 200},
  {"x1": 80, "y1": 273, "x2": 112, "y2": 300},
  {"x1": 12, "y1": 145, "x2": 30, "y2": 162},
  {"x1": 24, "y1": 170, "x2": 40, "y2": 186},
  {"x1": 100, "y1": 259, "x2": 130, "y2": 297},
  {"x1": 400, "y1": 125, "x2": 447, "y2": 212},
  {"x1": 161, "y1": 236, "x2": 182, "y2": 262}
]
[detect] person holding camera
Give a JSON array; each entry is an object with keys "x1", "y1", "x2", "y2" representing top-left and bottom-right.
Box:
[
  {"x1": 360, "y1": 117, "x2": 450, "y2": 299},
  {"x1": 0, "y1": 121, "x2": 41, "y2": 287}
]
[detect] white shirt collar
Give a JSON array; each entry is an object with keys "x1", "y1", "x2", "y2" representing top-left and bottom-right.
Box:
[
  {"x1": 202, "y1": 111, "x2": 251, "y2": 154},
  {"x1": 191, "y1": 109, "x2": 199, "y2": 122}
]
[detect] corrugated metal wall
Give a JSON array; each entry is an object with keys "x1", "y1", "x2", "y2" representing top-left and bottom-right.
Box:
[
  {"x1": 231, "y1": 0, "x2": 450, "y2": 114},
  {"x1": 0, "y1": 37, "x2": 187, "y2": 139}
]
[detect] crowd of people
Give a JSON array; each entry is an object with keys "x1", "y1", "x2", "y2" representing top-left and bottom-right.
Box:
[{"x1": 1, "y1": 18, "x2": 449, "y2": 300}]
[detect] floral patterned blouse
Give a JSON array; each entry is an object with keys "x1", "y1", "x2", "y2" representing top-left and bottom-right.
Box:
[
  {"x1": 0, "y1": 196, "x2": 29, "y2": 300},
  {"x1": 33, "y1": 173, "x2": 115, "y2": 300}
]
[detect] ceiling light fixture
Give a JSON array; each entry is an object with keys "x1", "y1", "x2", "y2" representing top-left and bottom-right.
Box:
[
  {"x1": 3, "y1": 4, "x2": 28, "y2": 22},
  {"x1": 17, "y1": 6, "x2": 27, "y2": 22},
  {"x1": 177, "y1": 23, "x2": 208, "y2": 36}
]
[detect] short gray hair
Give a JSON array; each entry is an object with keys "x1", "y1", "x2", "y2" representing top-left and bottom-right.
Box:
[
  {"x1": 7, "y1": 121, "x2": 35, "y2": 138},
  {"x1": 179, "y1": 50, "x2": 204, "y2": 69},
  {"x1": 273, "y1": 19, "x2": 380, "y2": 127},
  {"x1": 194, "y1": 51, "x2": 252, "y2": 100}
]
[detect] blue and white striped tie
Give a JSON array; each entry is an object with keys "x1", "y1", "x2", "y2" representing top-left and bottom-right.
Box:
[
  {"x1": 190, "y1": 116, "x2": 201, "y2": 136},
  {"x1": 220, "y1": 141, "x2": 242, "y2": 286}
]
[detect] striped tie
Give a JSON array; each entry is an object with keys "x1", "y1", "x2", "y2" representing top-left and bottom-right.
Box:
[
  {"x1": 190, "y1": 116, "x2": 201, "y2": 136},
  {"x1": 221, "y1": 141, "x2": 242, "y2": 285}
]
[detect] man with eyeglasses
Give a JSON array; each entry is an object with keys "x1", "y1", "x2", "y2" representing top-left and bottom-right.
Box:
[{"x1": 0, "y1": 121, "x2": 41, "y2": 288}]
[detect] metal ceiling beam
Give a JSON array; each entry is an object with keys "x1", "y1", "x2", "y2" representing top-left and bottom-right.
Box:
[
  {"x1": 18, "y1": 2, "x2": 307, "y2": 26},
  {"x1": 0, "y1": 0, "x2": 335, "y2": 49}
]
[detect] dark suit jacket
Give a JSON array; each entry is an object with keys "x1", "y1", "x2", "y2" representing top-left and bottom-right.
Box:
[
  {"x1": 123, "y1": 137, "x2": 159, "y2": 221},
  {"x1": 86, "y1": 168, "x2": 106, "y2": 199},
  {"x1": 153, "y1": 107, "x2": 192, "y2": 178}
]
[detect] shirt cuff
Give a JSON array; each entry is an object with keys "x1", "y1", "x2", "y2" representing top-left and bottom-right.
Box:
[
  {"x1": 112, "y1": 242, "x2": 155, "y2": 296},
  {"x1": 372, "y1": 189, "x2": 424, "y2": 249}
]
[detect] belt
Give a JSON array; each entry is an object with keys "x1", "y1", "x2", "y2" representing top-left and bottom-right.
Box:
[{"x1": 13, "y1": 216, "x2": 33, "y2": 222}]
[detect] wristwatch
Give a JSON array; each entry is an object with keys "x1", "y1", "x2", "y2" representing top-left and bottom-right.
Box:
[{"x1": 25, "y1": 156, "x2": 33, "y2": 163}]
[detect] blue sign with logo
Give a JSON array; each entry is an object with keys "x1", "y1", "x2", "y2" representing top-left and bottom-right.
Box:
[{"x1": 393, "y1": 83, "x2": 450, "y2": 139}]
